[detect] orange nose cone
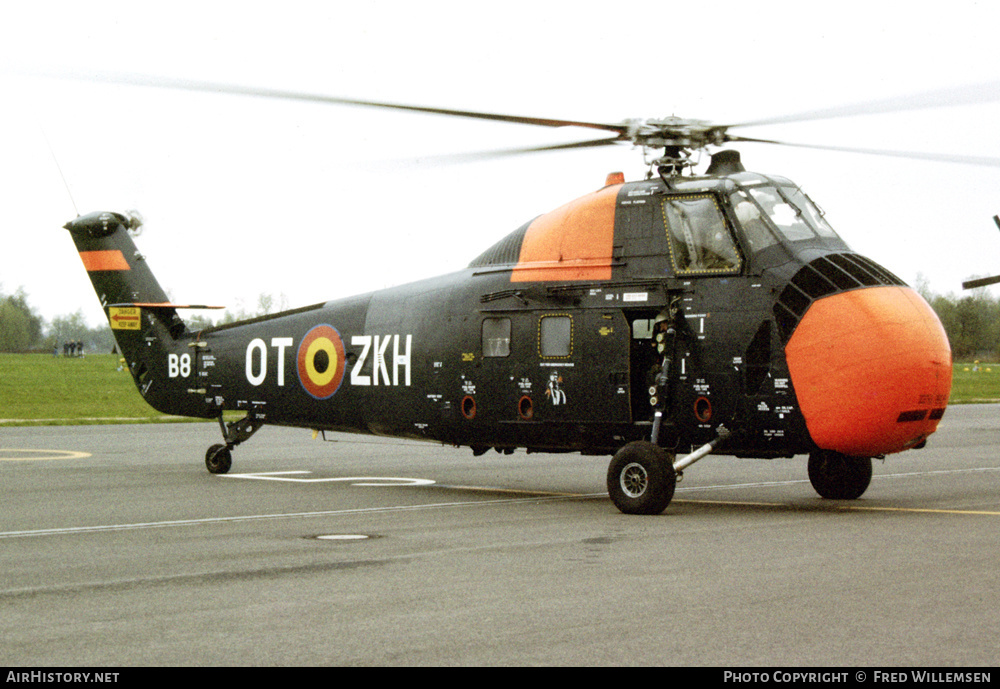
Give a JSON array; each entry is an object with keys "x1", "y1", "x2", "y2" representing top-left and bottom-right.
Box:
[{"x1": 785, "y1": 286, "x2": 952, "y2": 457}]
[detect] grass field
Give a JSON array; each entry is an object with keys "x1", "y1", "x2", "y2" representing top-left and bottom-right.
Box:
[
  {"x1": 950, "y1": 362, "x2": 1000, "y2": 403},
  {"x1": 1, "y1": 353, "x2": 998, "y2": 426},
  {"x1": 0, "y1": 353, "x2": 187, "y2": 425}
]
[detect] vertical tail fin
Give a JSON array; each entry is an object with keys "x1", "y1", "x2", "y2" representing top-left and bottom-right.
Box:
[
  {"x1": 65, "y1": 211, "x2": 212, "y2": 418},
  {"x1": 64, "y1": 211, "x2": 186, "y2": 338}
]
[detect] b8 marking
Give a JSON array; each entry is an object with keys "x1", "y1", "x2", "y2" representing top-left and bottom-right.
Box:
[{"x1": 168, "y1": 353, "x2": 192, "y2": 378}]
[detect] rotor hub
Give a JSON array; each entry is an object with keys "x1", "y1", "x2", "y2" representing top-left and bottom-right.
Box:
[{"x1": 626, "y1": 117, "x2": 731, "y2": 150}]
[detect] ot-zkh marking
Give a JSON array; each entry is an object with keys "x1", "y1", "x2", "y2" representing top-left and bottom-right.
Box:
[
  {"x1": 240, "y1": 331, "x2": 412, "y2": 395},
  {"x1": 65, "y1": 148, "x2": 952, "y2": 515}
]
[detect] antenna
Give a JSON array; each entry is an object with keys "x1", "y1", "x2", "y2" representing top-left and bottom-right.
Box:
[{"x1": 38, "y1": 123, "x2": 79, "y2": 217}]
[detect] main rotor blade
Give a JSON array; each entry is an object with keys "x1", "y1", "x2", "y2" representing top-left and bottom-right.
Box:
[
  {"x1": 749, "y1": 138, "x2": 1000, "y2": 168},
  {"x1": 730, "y1": 80, "x2": 1000, "y2": 129},
  {"x1": 963, "y1": 275, "x2": 1000, "y2": 289},
  {"x1": 46, "y1": 70, "x2": 631, "y2": 136},
  {"x1": 400, "y1": 136, "x2": 623, "y2": 165}
]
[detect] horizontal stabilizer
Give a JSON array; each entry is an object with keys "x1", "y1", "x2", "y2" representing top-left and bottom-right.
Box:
[{"x1": 109, "y1": 302, "x2": 225, "y2": 309}]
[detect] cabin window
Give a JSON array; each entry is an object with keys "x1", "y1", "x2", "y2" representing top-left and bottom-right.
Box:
[
  {"x1": 482, "y1": 317, "x2": 511, "y2": 357},
  {"x1": 661, "y1": 195, "x2": 742, "y2": 274},
  {"x1": 632, "y1": 318, "x2": 655, "y2": 340},
  {"x1": 539, "y1": 314, "x2": 572, "y2": 358}
]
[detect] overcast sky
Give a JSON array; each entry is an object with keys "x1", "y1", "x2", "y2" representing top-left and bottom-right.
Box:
[{"x1": 3, "y1": 1, "x2": 1000, "y2": 327}]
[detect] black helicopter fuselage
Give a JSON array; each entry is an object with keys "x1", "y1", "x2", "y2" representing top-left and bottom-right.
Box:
[{"x1": 66, "y1": 164, "x2": 952, "y2": 484}]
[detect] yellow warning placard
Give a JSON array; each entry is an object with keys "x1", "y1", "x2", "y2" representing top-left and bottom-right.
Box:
[{"x1": 109, "y1": 307, "x2": 141, "y2": 330}]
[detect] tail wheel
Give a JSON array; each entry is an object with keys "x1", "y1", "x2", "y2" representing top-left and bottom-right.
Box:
[
  {"x1": 607, "y1": 441, "x2": 676, "y2": 515},
  {"x1": 205, "y1": 444, "x2": 233, "y2": 474},
  {"x1": 807, "y1": 450, "x2": 872, "y2": 499}
]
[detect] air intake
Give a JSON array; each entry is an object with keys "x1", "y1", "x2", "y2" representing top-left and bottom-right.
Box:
[{"x1": 774, "y1": 253, "x2": 906, "y2": 342}]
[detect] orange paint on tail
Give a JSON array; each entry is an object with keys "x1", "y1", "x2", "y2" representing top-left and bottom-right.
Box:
[{"x1": 79, "y1": 250, "x2": 130, "y2": 271}]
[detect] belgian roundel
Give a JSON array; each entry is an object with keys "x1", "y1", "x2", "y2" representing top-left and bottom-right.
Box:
[{"x1": 297, "y1": 325, "x2": 347, "y2": 399}]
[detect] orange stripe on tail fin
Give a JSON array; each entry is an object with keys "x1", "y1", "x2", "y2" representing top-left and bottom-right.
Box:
[{"x1": 79, "y1": 250, "x2": 130, "y2": 271}]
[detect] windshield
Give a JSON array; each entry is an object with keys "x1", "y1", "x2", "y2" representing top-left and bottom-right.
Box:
[{"x1": 734, "y1": 184, "x2": 842, "y2": 244}]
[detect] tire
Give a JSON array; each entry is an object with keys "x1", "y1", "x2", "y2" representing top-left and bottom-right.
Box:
[
  {"x1": 807, "y1": 450, "x2": 872, "y2": 500},
  {"x1": 607, "y1": 441, "x2": 676, "y2": 515},
  {"x1": 205, "y1": 444, "x2": 233, "y2": 474}
]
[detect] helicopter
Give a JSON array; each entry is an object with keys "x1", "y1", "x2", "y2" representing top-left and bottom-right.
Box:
[{"x1": 63, "y1": 75, "x2": 979, "y2": 515}]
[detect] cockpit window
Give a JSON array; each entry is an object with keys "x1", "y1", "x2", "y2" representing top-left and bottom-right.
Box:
[
  {"x1": 731, "y1": 191, "x2": 780, "y2": 253},
  {"x1": 792, "y1": 189, "x2": 838, "y2": 239},
  {"x1": 743, "y1": 185, "x2": 840, "y2": 242},
  {"x1": 661, "y1": 195, "x2": 742, "y2": 274}
]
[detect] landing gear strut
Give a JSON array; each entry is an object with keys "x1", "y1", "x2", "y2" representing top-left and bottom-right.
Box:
[
  {"x1": 807, "y1": 450, "x2": 872, "y2": 499},
  {"x1": 204, "y1": 412, "x2": 265, "y2": 474}
]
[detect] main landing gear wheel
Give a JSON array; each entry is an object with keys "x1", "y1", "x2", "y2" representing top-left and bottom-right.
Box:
[
  {"x1": 205, "y1": 444, "x2": 233, "y2": 475},
  {"x1": 807, "y1": 450, "x2": 872, "y2": 500},
  {"x1": 607, "y1": 441, "x2": 677, "y2": 515}
]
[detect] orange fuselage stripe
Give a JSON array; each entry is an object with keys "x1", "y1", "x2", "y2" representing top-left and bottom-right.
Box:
[
  {"x1": 79, "y1": 250, "x2": 131, "y2": 271},
  {"x1": 510, "y1": 185, "x2": 619, "y2": 282}
]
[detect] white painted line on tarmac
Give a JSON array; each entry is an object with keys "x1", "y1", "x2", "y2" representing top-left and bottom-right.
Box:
[
  {"x1": 0, "y1": 493, "x2": 592, "y2": 540},
  {"x1": 221, "y1": 471, "x2": 435, "y2": 486},
  {"x1": 0, "y1": 449, "x2": 92, "y2": 461},
  {"x1": 4, "y1": 465, "x2": 997, "y2": 540}
]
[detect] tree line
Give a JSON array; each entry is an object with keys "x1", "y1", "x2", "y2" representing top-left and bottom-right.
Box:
[
  {"x1": 2, "y1": 282, "x2": 998, "y2": 359},
  {"x1": 0, "y1": 285, "x2": 115, "y2": 354},
  {"x1": 915, "y1": 276, "x2": 1000, "y2": 360},
  {"x1": 0, "y1": 286, "x2": 288, "y2": 354}
]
